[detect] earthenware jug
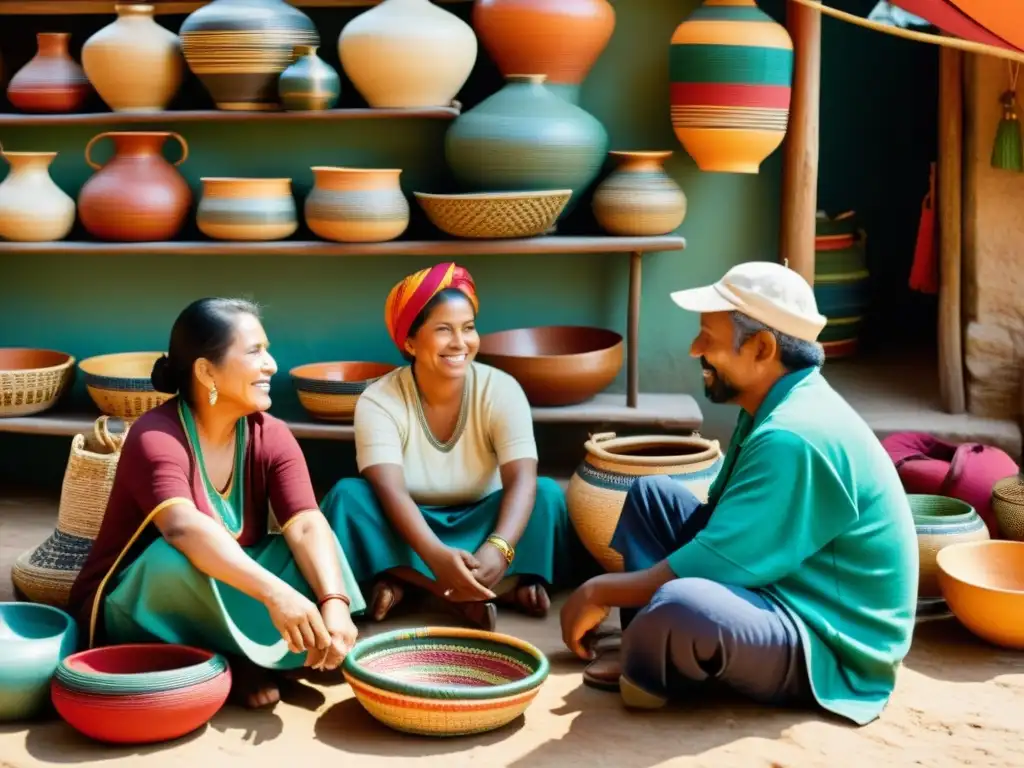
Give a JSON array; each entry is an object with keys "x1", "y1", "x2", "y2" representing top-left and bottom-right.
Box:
[
  {"x1": 197, "y1": 177, "x2": 298, "y2": 241},
  {"x1": 472, "y1": 0, "x2": 615, "y2": 103},
  {"x1": 592, "y1": 151, "x2": 687, "y2": 236},
  {"x1": 6, "y1": 33, "x2": 91, "y2": 113},
  {"x1": 304, "y1": 167, "x2": 409, "y2": 243},
  {"x1": 444, "y1": 74, "x2": 608, "y2": 217},
  {"x1": 81, "y1": 4, "x2": 184, "y2": 112},
  {"x1": 0, "y1": 147, "x2": 76, "y2": 242},
  {"x1": 180, "y1": 0, "x2": 319, "y2": 110},
  {"x1": 338, "y1": 0, "x2": 477, "y2": 108},
  {"x1": 278, "y1": 45, "x2": 340, "y2": 111},
  {"x1": 77, "y1": 131, "x2": 191, "y2": 242}
]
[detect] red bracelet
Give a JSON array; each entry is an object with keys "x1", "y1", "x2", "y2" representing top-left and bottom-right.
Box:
[{"x1": 317, "y1": 593, "x2": 351, "y2": 608}]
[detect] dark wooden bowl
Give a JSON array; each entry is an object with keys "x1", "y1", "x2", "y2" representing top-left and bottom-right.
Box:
[{"x1": 476, "y1": 326, "x2": 623, "y2": 406}]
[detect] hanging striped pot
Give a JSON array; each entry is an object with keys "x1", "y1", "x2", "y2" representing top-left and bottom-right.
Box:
[
  {"x1": 814, "y1": 211, "x2": 869, "y2": 359},
  {"x1": 669, "y1": 0, "x2": 793, "y2": 174}
]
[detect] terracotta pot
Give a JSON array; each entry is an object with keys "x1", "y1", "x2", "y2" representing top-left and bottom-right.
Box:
[
  {"x1": 0, "y1": 147, "x2": 76, "y2": 242},
  {"x1": 476, "y1": 325, "x2": 622, "y2": 406},
  {"x1": 472, "y1": 0, "x2": 615, "y2": 103},
  {"x1": 77, "y1": 131, "x2": 191, "y2": 242},
  {"x1": 290, "y1": 361, "x2": 397, "y2": 422},
  {"x1": 338, "y1": 0, "x2": 477, "y2": 108},
  {"x1": 304, "y1": 167, "x2": 409, "y2": 243},
  {"x1": 82, "y1": 4, "x2": 184, "y2": 112},
  {"x1": 197, "y1": 177, "x2": 297, "y2": 241},
  {"x1": 180, "y1": 0, "x2": 319, "y2": 110},
  {"x1": 566, "y1": 433, "x2": 724, "y2": 572},
  {"x1": 937, "y1": 540, "x2": 1024, "y2": 650},
  {"x1": 592, "y1": 150, "x2": 687, "y2": 236},
  {"x1": 911, "y1": 494, "x2": 990, "y2": 599},
  {"x1": 278, "y1": 45, "x2": 340, "y2": 111},
  {"x1": 0, "y1": 348, "x2": 76, "y2": 418},
  {"x1": 7, "y1": 33, "x2": 91, "y2": 113}
]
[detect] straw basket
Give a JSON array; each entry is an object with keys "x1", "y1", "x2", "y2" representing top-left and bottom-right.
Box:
[
  {"x1": 12, "y1": 416, "x2": 129, "y2": 607},
  {"x1": 992, "y1": 474, "x2": 1024, "y2": 541},
  {"x1": 414, "y1": 190, "x2": 571, "y2": 239},
  {"x1": 0, "y1": 348, "x2": 75, "y2": 418},
  {"x1": 79, "y1": 352, "x2": 172, "y2": 419}
]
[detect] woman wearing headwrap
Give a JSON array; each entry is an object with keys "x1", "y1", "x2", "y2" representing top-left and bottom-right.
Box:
[{"x1": 320, "y1": 262, "x2": 579, "y2": 630}]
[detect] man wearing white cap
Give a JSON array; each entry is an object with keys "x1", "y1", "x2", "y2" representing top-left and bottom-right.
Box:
[{"x1": 560, "y1": 261, "x2": 918, "y2": 726}]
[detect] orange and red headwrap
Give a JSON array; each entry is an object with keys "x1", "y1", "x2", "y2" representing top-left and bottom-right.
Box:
[{"x1": 384, "y1": 262, "x2": 479, "y2": 352}]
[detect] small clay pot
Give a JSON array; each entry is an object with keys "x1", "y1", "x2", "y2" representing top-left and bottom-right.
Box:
[
  {"x1": 7, "y1": 33, "x2": 91, "y2": 113},
  {"x1": 304, "y1": 167, "x2": 409, "y2": 243},
  {"x1": 197, "y1": 177, "x2": 298, "y2": 241}
]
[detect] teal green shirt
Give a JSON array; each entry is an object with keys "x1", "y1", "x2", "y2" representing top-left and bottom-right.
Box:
[{"x1": 667, "y1": 367, "x2": 918, "y2": 725}]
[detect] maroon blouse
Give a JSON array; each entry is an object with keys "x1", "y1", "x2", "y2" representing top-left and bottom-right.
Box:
[{"x1": 67, "y1": 399, "x2": 320, "y2": 643}]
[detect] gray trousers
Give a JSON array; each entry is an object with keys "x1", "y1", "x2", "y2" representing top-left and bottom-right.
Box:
[{"x1": 608, "y1": 475, "x2": 814, "y2": 707}]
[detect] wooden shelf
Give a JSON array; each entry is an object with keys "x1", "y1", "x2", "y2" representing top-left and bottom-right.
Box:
[
  {"x1": 0, "y1": 393, "x2": 703, "y2": 440},
  {"x1": 0, "y1": 0, "x2": 468, "y2": 14},
  {"x1": 0, "y1": 107, "x2": 460, "y2": 126},
  {"x1": 0, "y1": 236, "x2": 687, "y2": 256}
]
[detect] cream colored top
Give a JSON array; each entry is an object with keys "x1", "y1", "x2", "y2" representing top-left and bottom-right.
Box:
[{"x1": 354, "y1": 363, "x2": 537, "y2": 506}]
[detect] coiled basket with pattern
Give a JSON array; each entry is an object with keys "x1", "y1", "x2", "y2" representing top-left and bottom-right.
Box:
[{"x1": 342, "y1": 626, "x2": 549, "y2": 737}]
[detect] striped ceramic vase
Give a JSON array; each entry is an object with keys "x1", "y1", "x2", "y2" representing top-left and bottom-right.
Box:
[
  {"x1": 814, "y1": 211, "x2": 869, "y2": 359},
  {"x1": 669, "y1": 0, "x2": 793, "y2": 174},
  {"x1": 196, "y1": 177, "x2": 298, "y2": 241}
]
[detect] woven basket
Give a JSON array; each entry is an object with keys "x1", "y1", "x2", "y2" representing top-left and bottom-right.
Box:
[
  {"x1": 79, "y1": 351, "x2": 172, "y2": 420},
  {"x1": 992, "y1": 474, "x2": 1024, "y2": 541},
  {"x1": 414, "y1": 190, "x2": 571, "y2": 239},
  {"x1": 0, "y1": 348, "x2": 75, "y2": 418},
  {"x1": 12, "y1": 416, "x2": 130, "y2": 607}
]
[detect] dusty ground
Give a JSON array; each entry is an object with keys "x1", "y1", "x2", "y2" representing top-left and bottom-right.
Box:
[{"x1": 2, "y1": 492, "x2": 1024, "y2": 768}]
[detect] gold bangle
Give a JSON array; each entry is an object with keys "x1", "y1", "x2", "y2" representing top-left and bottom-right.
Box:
[{"x1": 486, "y1": 534, "x2": 515, "y2": 565}]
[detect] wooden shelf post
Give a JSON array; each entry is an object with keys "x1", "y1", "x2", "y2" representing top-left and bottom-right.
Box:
[{"x1": 627, "y1": 250, "x2": 642, "y2": 408}]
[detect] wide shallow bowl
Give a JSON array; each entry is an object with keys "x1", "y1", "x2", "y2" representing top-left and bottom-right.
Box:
[
  {"x1": 937, "y1": 540, "x2": 1024, "y2": 649},
  {"x1": 290, "y1": 361, "x2": 396, "y2": 422},
  {"x1": 414, "y1": 190, "x2": 571, "y2": 239},
  {"x1": 78, "y1": 351, "x2": 172, "y2": 419},
  {"x1": 476, "y1": 326, "x2": 623, "y2": 406},
  {"x1": 910, "y1": 494, "x2": 990, "y2": 599},
  {"x1": 0, "y1": 348, "x2": 76, "y2": 418},
  {"x1": 51, "y1": 644, "x2": 231, "y2": 744},
  {"x1": 0, "y1": 602, "x2": 78, "y2": 722},
  {"x1": 342, "y1": 626, "x2": 549, "y2": 737}
]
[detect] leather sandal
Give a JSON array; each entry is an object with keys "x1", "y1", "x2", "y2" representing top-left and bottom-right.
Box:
[{"x1": 582, "y1": 630, "x2": 622, "y2": 692}]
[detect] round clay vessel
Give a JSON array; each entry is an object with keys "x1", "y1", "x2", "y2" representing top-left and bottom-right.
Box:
[
  {"x1": 278, "y1": 45, "x2": 340, "y2": 111},
  {"x1": 472, "y1": 0, "x2": 615, "y2": 103},
  {"x1": 566, "y1": 433, "x2": 724, "y2": 572},
  {"x1": 0, "y1": 148, "x2": 76, "y2": 242},
  {"x1": 7, "y1": 33, "x2": 91, "y2": 113},
  {"x1": 937, "y1": 540, "x2": 1024, "y2": 649},
  {"x1": 476, "y1": 326, "x2": 623, "y2": 406},
  {"x1": 304, "y1": 167, "x2": 410, "y2": 243},
  {"x1": 338, "y1": 0, "x2": 477, "y2": 108},
  {"x1": 77, "y1": 131, "x2": 192, "y2": 242},
  {"x1": 592, "y1": 150, "x2": 686, "y2": 236},
  {"x1": 197, "y1": 177, "x2": 298, "y2": 241},
  {"x1": 0, "y1": 348, "x2": 76, "y2": 418},
  {"x1": 290, "y1": 361, "x2": 397, "y2": 422},
  {"x1": 82, "y1": 4, "x2": 184, "y2": 112},
  {"x1": 0, "y1": 602, "x2": 78, "y2": 722},
  {"x1": 911, "y1": 494, "x2": 990, "y2": 599}
]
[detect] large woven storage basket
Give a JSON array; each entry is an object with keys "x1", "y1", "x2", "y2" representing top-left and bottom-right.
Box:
[{"x1": 12, "y1": 416, "x2": 130, "y2": 607}]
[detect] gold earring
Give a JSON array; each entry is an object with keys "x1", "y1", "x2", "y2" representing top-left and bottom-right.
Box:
[{"x1": 208, "y1": 384, "x2": 218, "y2": 406}]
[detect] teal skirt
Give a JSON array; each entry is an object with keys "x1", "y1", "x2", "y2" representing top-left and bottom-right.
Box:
[
  {"x1": 320, "y1": 476, "x2": 594, "y2": 588},
  {"x1": 103, "y1": 532, "x2": 367, "y2": 671}
]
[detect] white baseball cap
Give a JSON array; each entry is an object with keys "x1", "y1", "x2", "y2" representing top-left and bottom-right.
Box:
[{"x1": 669, "y1": 261, "x2": 827, "y2": 343}]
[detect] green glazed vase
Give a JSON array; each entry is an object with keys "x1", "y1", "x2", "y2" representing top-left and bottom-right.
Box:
[
  {"x1": 278, "y1": 45, "x2": 340, "y2": 111},
  {"x1": 444, "y1": 74, "x2": 609, "y2": 218},
  {"x1": 0, "y1": 602, "x2": 78, "y2": 722}
]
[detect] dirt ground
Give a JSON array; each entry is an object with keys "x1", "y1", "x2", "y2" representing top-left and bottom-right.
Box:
[{"x1": 2, "y1": 493, "x2": 1024, "y2": 768}]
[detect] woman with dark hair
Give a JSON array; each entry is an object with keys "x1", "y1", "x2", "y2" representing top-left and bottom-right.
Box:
[
  {"x1": 68, "y1": 298, "x2": 366, "y2": 709},
  {"x1": 320, "y1": 262, "x2": 580, "y2": 630}
]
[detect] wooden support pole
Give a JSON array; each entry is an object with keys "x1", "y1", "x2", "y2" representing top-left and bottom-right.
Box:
[
  {"x1": 779, "y1": 0, "x2": 821, "y2": 285},
  {"x1": 627, "y1": 251, "x2": 642, "y2": 408},
  {"x1": 937, "y1": 47, "x2": 966, "y2": 414}
]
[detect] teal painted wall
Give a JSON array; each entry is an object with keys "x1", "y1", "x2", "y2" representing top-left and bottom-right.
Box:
[{"x1": 0, "y1": 0, "x2": 937, "y2": 491}]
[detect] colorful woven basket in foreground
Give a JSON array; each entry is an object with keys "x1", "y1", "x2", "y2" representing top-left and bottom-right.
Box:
[{"x1": 342, "y1": 626, "x2": 549, "y2": 737}]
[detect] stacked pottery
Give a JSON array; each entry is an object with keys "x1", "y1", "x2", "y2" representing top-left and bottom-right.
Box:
[
  {"x1": 338, "y1": 0, "x2": 477, "y2": 108},
  {"x1": 813, "y1": 211, "x2": 869, "y2": 358},
  {"x1": 197, "y1": 178, "x2": 298, "y2": 241},
  {"x1": 81, "y1": 4, "x2": 184, "y2": 112},
  {"x1": 77, "y1": 131, "x2": 191, "y2": 242},
  {"x1": 278, "y1": 45, "x2": 340, "y2": 111},
  {"x1": 592, "y1": 151, "x2": 687, "y2": 236},
  {"x1": 7, "y1": 33, "x2": 91, "y2": 113},
  {"x1": 0, "y1": 146, "x2": 76, "y2": 242},
  {"x1": 304, "y1": 167, "x2": 410, "y2": 243},
  {"x1": 911, "y1": 493, "x2": 990, "y2": 600}
]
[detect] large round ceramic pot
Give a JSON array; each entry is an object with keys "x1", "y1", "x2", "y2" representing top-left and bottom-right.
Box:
[
  {"x1": 566, "y1": 433, "x2": 724, "y2": 572},
  {"x1": 6, "y1": 32, "x2": 91, "y2": 113},
  {"x1": 591, "y1": 150, "x2": 687, "y2": 236},
  {"x1": 304, "y1": 167, "x2": 410, "y2": 243},
  {"x1": 196, "y1": 177, "x2": 298, "y2": 241},
  {"x1": 444, "y1": 74, "x2": 608, "y2": 218},
  {"x1": 179, "y1": 0, "x2": 319, "y2": 111},
  {"x1": 911, "y1": 493, "x2": 990, "y2": 599},
  {"x1": 0, "y1": 602, "x2": 78, "y2": 722},
  {"x1": 0, "y1": 149, "x2": 76, "y2": 242}
]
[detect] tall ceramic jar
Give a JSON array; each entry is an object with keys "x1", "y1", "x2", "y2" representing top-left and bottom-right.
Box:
[
  {"x1": 592, "y1": 151, "x2": 687, "y2": 236},
  {"x1": 670, "y1": 0, "x2": 793, "y2": 174},
  {"x1": 304, "y1": 167, "x2": 409, "y2": 243},
  {"x1": 197, "y1": 177, "x2": 298, "y2": 241},
  {"x1": 77, "y1": 131, "x2": 192, "y2": 242},
  {"x1": 338, "y1": 0, "x2": 477, "y2": 109},
  {"x1": 7, "y1": 33, "x2": 91, "y2": 113},
  {"x1": 278, "y1": 45, "x2": 340, "y2": 111},
  {"x1": 472, "y1": 0, "x2": 615, "y2": 104},
  {"x1": 179, "y1": 0, "x2": 319, "y2": 110},
  {"x1": 0, "y1": 148, "x2": 76, "y2": 242},
  {"x1": 445, "y1": 74, "x2": 608, "y2": 217},
  {"x1": 81, "y1": 4, "x2": 184, "y2": 112}
]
